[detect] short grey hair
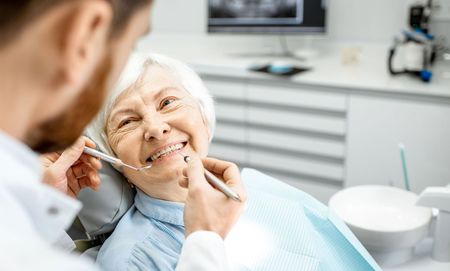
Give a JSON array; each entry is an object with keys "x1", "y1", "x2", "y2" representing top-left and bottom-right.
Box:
[{"x1": 86, "y1": 53, "x2": 215, "y2": 158}]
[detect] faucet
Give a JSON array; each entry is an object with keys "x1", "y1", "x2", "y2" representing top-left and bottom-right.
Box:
[{"x1": 416, "y1": 186, "x2": 450, "y2": 262}]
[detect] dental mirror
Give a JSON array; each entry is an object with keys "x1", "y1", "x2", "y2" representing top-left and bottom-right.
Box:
[{"x1": 83, "y1": 146, "x2": 152, "y2": 172}]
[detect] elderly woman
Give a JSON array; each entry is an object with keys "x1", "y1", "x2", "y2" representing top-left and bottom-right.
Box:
[
  {"x1": 88, "y1": 53, "x2": 227, "y2": 270},
  {"x1": 88, "y1": 54, "x2": 380, "y2": 271}
]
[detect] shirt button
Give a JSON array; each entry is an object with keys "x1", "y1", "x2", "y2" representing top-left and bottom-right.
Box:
[{"x1": 47, "y1": 206, "x2": 59, "y2": 216}]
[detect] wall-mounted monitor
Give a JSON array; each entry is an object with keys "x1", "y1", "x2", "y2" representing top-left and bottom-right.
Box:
[{"x1": 208, "y1": 0, "x2": 327, "y2": 34}]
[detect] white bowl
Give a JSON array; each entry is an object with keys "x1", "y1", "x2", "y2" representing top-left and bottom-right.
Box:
[{"x1": 329, "y1": 185, "x2": 432, "y2": 267}]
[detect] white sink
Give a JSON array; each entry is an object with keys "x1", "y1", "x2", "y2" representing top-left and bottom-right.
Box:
[{"x1": 329, "y1": 185, "x2": 432, "y2": 267}]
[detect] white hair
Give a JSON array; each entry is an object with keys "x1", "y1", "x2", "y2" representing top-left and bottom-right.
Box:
[{"x1": 86, "y1": 53, "x2": 216, "y2": 158}]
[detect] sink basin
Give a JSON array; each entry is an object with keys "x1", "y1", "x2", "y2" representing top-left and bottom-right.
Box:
[{"x1": 329, "y1": 185, "x2": 432, "y2": 267}]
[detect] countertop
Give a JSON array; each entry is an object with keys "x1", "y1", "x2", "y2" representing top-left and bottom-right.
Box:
[{"x1": 137, "y1": 34, "x2": 450, "y2": 100}]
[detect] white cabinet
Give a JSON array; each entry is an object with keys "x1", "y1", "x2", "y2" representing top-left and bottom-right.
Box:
[
  {"x1": 247, "y1": 127, "x2": 345, "y2": 159},
  {"x1": 246, "y1": 83, "x2": 347, "y2": 112},
  {"x1": 202, "y1": 74, "x2": 450, "y2": 203},
  {"x1": 346, "y1": 95, "x2": 450, "y2": 193},
  {"x1": 203, "y1": 77, "x2": 347, "y2": 203},
  {"x1": 204, "y1": 78, "x2": 248, "y2": 165}
]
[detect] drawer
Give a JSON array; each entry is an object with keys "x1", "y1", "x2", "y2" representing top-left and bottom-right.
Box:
[
  {"x1": 216, "y1": 103, "x2": 246, "y2": 123},
  {"x1": 248, "y1": 127, "x2": 345, "y2": 159},
  {"x1": 216, "y1": 104, "x2": 246, "y2": 123},
  {"x1": 247, "y1": 84, "x2": 347, "y2": 112},
  {"x1": 209, "y1": 142, "x2": 247, "y2": 165},
  {"x1": 248, "y1": 149, "x2": 344, "y2": 182},
  {"x1": 214, "y1": 122, "x2": 246, "y2": 144},
  {"x1": 248, "y1": 107, "x2": 346, "y2": 136},
  {"x1": 204, "y1": 79, "x2": 246, "y2": 100}
]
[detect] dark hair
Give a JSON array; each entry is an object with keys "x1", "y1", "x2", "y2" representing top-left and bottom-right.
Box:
[{"x1": 0, "y1": 0, "x2": 151, "y2": 45}]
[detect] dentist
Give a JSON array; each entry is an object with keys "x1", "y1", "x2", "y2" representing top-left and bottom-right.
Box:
[{"x1": 0, "y1": 1, "x2": 246, "y2": 270}]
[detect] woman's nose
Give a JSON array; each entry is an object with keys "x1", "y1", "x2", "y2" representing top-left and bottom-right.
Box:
[{"x1": 143, "y1": 115, "x2": 171, "y2": 142}]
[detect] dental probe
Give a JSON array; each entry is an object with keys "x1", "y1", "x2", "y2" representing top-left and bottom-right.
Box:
[
  {"x1": 83, "y1": 146, "x2": 152, "y2": 171},
  {"x1": 180, "y1": 154, "x2": 241, "y2": 202}
]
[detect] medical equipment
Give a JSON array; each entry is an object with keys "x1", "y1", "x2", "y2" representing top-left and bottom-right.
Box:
[
  {"x1": 181, "y1": 154, "x2": 241, "y2": 202},
  {"x1": 388, "y1": 30, "x2": 436, "y2": 82},
  {"x1": 409, "y1": 0, "x2": 432, "y2": 34},
  {"x1": 83, "y1": 147, "x2": 152, "y2": 171},
  {"x1": 399, "y1": 143, "x2": 411, "y2": 191},
  {"x1": 417, "y1": 186, "x2": 450, "y2": 262}
]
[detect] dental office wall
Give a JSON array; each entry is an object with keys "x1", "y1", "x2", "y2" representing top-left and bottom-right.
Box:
[
  {"x1": 151, "y1": 0, "x2": 445, "y2": 42},
  {"x1": 149, "y1": 0, "x2": 450, "y2": 56}
]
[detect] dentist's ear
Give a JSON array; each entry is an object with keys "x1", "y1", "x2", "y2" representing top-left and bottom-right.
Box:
[{"x1": 58, "y1": 0, "x2": 113, "y2": 88}]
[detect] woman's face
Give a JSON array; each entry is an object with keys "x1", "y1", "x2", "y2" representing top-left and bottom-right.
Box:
[{"x1": 106, "y1": 66, "x2": 210, "y2": 199}]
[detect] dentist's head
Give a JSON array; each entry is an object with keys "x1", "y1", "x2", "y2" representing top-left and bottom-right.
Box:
[{"x1": 0, "y1": 0, "x2": 154, "y2": 153}]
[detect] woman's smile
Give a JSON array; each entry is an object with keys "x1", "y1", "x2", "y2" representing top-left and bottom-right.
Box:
[{"x1": 145, "y1": 141, "x2": 187, "y2": 166}]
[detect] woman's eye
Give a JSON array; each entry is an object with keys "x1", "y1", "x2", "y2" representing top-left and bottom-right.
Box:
[
  {"x1": 118, "y1": 119, "x2": 134, "y2": 128},
  {"x1": 160, "y1": 97, "x2": 176, "y2": 109}
]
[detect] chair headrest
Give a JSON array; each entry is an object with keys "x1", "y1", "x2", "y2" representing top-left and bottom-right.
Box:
[{"x1": 77, "y1": 161, "x2": 135, "y2": 236}]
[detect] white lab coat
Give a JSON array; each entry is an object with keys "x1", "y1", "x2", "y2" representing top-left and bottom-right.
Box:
[{"x1": 0, "y1": 131, "x2": 229, "y2": 271}]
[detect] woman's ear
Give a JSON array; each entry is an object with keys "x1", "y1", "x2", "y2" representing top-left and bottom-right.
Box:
[
  {"x1": 208, "y1": 129, "x2": 213, "y2": 142},
  {"x1": 57, "y1": 0, "x2": 113, "y2": 88},
  {"x1": 199, "y1": 109, "x2": 212, "y2": 141},
  {"x1": 205, "y1": 121, "x2": 213, "y2": 142}
]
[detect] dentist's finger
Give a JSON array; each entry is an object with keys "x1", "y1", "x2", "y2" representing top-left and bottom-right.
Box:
[
  {"x1": 57, "y1": 136, "x2": 97, "y2": 170},
  {"x1": 179, "y1": 163, "x2": 190, "y2": 188},
  {"x1": 84, "y1": 137, "x2": 97, "y2": 148},
  {"x1": 78, "y1": 163, "x2": 100, "y2": 190},
  {"x1": 54, "y1": 137, "x2": 85, "y2": 170},
  {"x1": 69, "y1": 163, "x2": 100, "y2": 193},
  {"x1": 79, "y1": 153, "x2": 102, "y2": 169},
  {"x1": 72, "y1": 163, "x2": 87, "y2": 179},
  {"x1": 202, "y1": 157, "x2": 240, "y2": 185},
  {"x1": 202, "y1": 157, "x2": 247, "y2": 201},
  {"x1": 79, "y1": 174, "x2": 100, "y2": 191},
  {"x1": 183, "y1": 155, "x2": 209, "y2": 191},
  {"x1": 178, "y1": 178, "x2": 189, "y2": 189},
  {"x1": 66, "y1": 169, "x2": 81, "y2": 197}
]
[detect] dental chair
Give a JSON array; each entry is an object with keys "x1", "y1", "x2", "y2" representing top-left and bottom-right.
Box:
[
  {"x1": 67, "y1": 154, "x2": 382, "y2": 270},
  {"x1": 68, "y1": 161, "x2": 135, "y2": 259}
]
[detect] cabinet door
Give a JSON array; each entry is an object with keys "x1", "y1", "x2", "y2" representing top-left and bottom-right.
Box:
[
  {"x1": 346, "y1": 95, "x2": 450, "y2": 193},
  {"x1": 246, "y1": 83, "x2": 348, "y2": 203},
  {"x1": 203, "y1": 78, "x2": 248, "y2": 166}
]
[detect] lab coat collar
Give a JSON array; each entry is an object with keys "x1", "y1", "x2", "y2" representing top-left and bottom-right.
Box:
[
  {"x1": 0, "y1": 130, "x2": 82, "y2": 244},
  {"x1": 134, "y1": 189, "x2": 184, "y2": 226}
]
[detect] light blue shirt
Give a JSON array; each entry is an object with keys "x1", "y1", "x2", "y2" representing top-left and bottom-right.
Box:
[{"x1": 97, "y1": 189, "x2": 185, "y2": 271}]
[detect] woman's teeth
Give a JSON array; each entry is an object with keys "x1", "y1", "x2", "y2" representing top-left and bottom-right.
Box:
[{"x1": 150, "y1": 143, "x2": 184, "y2": 161}]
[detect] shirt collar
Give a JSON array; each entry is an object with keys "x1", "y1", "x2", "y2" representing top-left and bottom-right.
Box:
[{"x1": 134, "y1": 189, "x2": 184, "y2": 226}]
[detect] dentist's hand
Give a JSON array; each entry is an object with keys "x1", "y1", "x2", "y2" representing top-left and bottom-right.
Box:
[
  {"x1": 40, "y1": 136, "x2": 102, "y2": 198},
  {"x1": 181, "y1": 156, "x2": 247, "y2": 239}
]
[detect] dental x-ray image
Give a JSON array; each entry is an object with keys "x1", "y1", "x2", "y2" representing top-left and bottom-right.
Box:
[
  {"x1": 208, "y1": 0, "x2": 326, "y2": 33},
  {"x1": 209, "y1": 0, "x2": 304, "y2": 25}
]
